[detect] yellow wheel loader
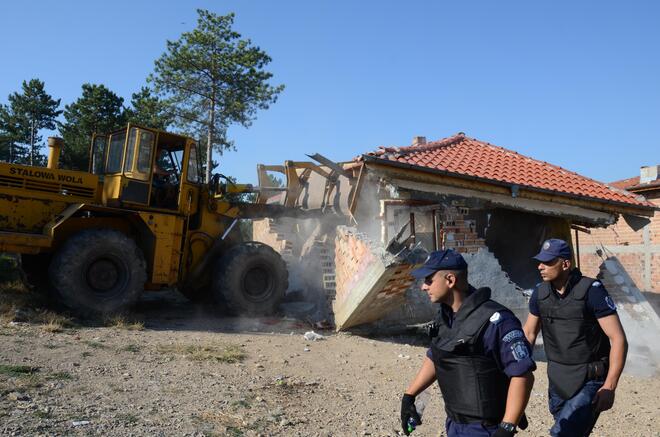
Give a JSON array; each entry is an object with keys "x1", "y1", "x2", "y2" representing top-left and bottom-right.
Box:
[{"x1": 0, "y1": 124, "x2": 346, "y2": 317}]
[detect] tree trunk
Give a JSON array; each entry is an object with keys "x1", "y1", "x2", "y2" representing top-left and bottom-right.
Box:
[
  {"x1": 30, "y1": 118, "x2": 35, "y2": 166},
  {"x1": 205, "y1": 93, "x2": 216, "y2": 184}
]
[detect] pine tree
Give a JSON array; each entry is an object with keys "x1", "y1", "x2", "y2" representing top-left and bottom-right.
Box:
[
  {"x1": 6, "y1": 79, "x2": 62, "y2": 165},
  {"x1": 125, "y1": 87, "x2": 174, "y2": 131},
  {"x1": 58, "y1": 84, "x2": 127, "y2": 170},
  {"x1": 149, "y1": 10, "x2": 284, "y2": 182}
]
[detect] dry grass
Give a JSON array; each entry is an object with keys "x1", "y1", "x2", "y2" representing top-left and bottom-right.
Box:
[
  {"x1": 104, "y1": 316, "x2": 145, "y2": 331},
  {"x1": 13, "y1": 373, "x2": 44, "y2": 390},
  {"x1": 0, "y1": 364, "x2": 40, "y2": 377},
  {"x1": 198, "y1": 410, "x2": 245, "y2": 428},
  {"x1": 39, "y1": 311, "x2": 74, "y2": 332},
  {"x1": 157, "y1": 343, "x2": 246, "y2": 363},
  {"x1": 0, "y1": 281, "x2": 33, "y2": 324},
  {"x1": 0, "y1": 262, "x2": 74, "y2": 330},
  {"x1": 119, "y1": 344, "x2": 141, "y2": 353}
]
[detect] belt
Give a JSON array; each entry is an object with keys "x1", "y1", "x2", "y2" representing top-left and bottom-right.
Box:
[{"x1": 446, "y1": 411, "x2": 499, "y2": 426}]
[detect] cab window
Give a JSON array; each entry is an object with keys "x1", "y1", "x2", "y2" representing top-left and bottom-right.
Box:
[
  {"x1": 137, "y1": 130, "x2": 155, "y2": 173},
  {"x1": 90, "y1": 136, "x2": 107, "y2": 174},
  {"x1": 123, "y1": 128, "x2": 138, "y2": 173},
  {"x1": 187, "y1": 145, "x2": 201, "y2": 183},
  {"x1": 106, "y1": 132, "x2": 126, "y2": 173}
]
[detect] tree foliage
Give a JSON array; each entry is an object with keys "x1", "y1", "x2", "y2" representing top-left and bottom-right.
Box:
[
  {"x1": 0, "y1": 104, "x2": 28, "y2": 163},
  {"x1": 125, "y1": 87, "x2": 173, "y2": 131},
  {"x1": 58, "y1": 84, "x2": 126, "y2": 170},
  {"x1": 149, "y1": 9, "x2": 284, "y2": 182},
  {"x1": 0, "y1": 79, "x2": 60, "y2": 165}
]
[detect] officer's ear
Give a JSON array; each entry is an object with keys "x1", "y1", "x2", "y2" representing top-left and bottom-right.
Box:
[
  {"x1": 444, "y1": 272, "x2": 456, "y2": 288},
  {"x1": 561, "y1": 258, "x2": 572, "y2": 271}
]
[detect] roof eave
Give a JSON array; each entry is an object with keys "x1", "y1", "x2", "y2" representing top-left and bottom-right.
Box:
[{"x1": 360, "y1": 154, "x2": 656, "y2": 216}]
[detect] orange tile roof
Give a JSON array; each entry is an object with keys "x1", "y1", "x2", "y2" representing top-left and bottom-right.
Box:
[
  {"x1": 359, "y1": 133, "x2": 654, "y2": 209},
  {"x1": 610, "y1": 175, "x2": 660, "y2": 192},
  {"x1": 609, "y1": 176, "x2": 640, "y2": 190}
]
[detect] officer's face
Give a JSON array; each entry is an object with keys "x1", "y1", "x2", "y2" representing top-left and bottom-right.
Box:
[
  {"x1": 422, "y1": 270, "x2": 454, "y2": 303},
  {"x1": 538, "y1": 257, "x2": 571, "y2": 282}
]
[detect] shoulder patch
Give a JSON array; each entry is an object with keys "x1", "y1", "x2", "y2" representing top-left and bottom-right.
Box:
[
  {"x1": 592, "y1": 281, "x2": 602, "y2": 287},
  {"x1": 489, "y1": 312, "x2": 502, "y2": 324},
  {"x1": 511, "y1": 341, "x2": 530, "y2": 361},
  {"x1": 605, "y1": 296, "x2": 617, "y2": 311},
  {"x1": 502, "y1": 329, "x2": 524, "y2": 343}
]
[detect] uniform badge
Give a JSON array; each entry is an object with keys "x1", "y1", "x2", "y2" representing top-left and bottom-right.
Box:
[
  {"x1": 489, "y1": 312, "x2": 501, "y2": 324},
  {"x1": 592, "y1": 281, "x2": 602, "y2": 287},
  {"x1": 605, "y1": 296, "x2": 617, "y2": 310},
  {"x1": 502, "y1": 330, "x2": 524, "y2": 343},
  {"x1": 511, "y1": 341, "x2": 529, "y2": 361}
]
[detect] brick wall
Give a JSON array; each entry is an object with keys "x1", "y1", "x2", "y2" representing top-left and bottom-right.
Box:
[
  {"x1": 333, "y1": 226, "x2": 417, "y2": 329},
  {"x1": 574, "y1": 195, "x2": 660, "y2": 293},
  {"x1": 442, "y1": 210, "x2": 487, "y2": 254},
  {"x1": 252, "y1": 218, "x2": 294, "y2": 256},
  {"x1": 384, "y1": 204, "x2": 487, "y2": 254}
]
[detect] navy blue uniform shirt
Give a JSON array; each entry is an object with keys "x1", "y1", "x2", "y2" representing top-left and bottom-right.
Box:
[
  {"x1": 528, "y1": 269, "x2": 617, "y2": 319},
  {"x1": 426, "y1": 289, "x2": 536, "y2": 378}
]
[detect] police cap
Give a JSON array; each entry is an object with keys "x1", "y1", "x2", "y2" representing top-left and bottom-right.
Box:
[
  {"x1": 533, "y1": 238, "x2": 572, "y2": 263},
  {"x1": 411, "y1": 249, "x2": 468, "y2": 279}
]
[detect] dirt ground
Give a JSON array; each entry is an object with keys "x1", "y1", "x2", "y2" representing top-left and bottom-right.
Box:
[{"x1": 1, "y1": 289, "x2": 659, "y2": 437}]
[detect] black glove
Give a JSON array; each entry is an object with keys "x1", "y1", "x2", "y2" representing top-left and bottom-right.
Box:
[
  {"x1": 400, "y1": 393, "x2": 421, "y2": 435},
  {"x1": 492, "y1": 428, "x2": 516, "y2": 437},
  {"x1": 519, "y1": 413, "x2": 528, "y2": 430}
]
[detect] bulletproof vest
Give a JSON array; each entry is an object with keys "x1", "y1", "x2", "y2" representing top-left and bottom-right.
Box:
[
  {"x1": 429, "y1": 287, "x2": 510, "y2": 423},
  {"x1": 537, "y1": 276, "x2": 611, "y2": 398}
]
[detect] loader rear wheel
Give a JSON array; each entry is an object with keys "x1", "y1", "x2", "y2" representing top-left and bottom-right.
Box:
[
  {"x1": 49, "y1": 229, "x2": 147, "y2": 317},
  {"x1": 213, "y1": 242, "x2": 288, "y2": 315}
]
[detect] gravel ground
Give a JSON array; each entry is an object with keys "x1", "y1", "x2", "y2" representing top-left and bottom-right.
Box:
[{"x1": 1, "y1": 290, "x2": 659, "y2": 437}]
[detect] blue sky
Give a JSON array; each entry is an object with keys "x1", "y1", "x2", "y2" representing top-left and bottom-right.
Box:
[{"x1": 1, "y1": 1, "x2": 658, "y2": 184}]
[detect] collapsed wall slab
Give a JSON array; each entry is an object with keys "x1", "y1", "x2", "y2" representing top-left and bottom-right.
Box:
[
  {"x1": 333, "y1": 226, "x2": 418, "y2": 330},
  {"x1": 597, "y1": 257, "x2": 660, "y2": 377},
  {"x1": 370, "y1": 247, "x2": 529, "y2": 330}
]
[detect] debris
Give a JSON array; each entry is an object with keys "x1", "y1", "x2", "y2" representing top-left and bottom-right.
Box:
[
  {"x1": 303, "y1": 331, "x2": 326, "y2": 341},
  {"x1": 312, "y1": 320, "x2": 334, "y2": 330},
  {"x1": 7, "y1": 392, "x2": 30, "y2": 401},
  {"x1": 71, "y1": 420, "x2": 90, "y2": 426},
  {"x1": 303, "y1": 347, "x2": 311, "y2": 352},
  {"x1": 397, "y1": 354, "x2": 410, "y2": 360}
]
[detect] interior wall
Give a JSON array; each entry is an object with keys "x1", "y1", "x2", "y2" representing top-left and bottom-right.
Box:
[{"x1": 484, "y1": 208, "x2": 572, "y2": 289}]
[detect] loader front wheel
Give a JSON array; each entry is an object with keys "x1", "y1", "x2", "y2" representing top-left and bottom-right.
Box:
[
  {"x1": 213, "y1": 242, "x2": 288, "y2": 315},
  {"x1": 49, "y1": 229, "x2": 147, "y2": 317}
]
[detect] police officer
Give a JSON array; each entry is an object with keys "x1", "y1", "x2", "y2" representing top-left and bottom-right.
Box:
[
  {"x1": 523, "y1": 239, "x2": 628, "y2": 436},
  {"x1": 401, "y1": 249, "x2": 536, "y2": 437}
]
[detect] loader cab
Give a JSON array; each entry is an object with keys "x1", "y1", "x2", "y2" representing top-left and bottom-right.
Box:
[{"x1": 90, "y1": 124, "x2": 202, "y2": 214}]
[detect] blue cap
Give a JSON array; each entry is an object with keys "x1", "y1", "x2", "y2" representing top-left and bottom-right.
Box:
[
  {"x1": 533, "y1": 238, "x2": 572, "y2": 263},
  {"x1": 411, "y1": 249, "x2": 468, "y2": 279}
]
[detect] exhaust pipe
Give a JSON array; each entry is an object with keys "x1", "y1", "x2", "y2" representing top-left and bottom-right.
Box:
[{"x1": 47, "y1": 137, "x2": 63, "y2": 169}]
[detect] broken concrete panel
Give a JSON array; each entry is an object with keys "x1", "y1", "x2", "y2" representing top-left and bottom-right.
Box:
[
  {"x1": 333, "y1": 226, "x2": 417, "y2": 330},
  {"x1": 597, "y1": 257, "x2": 660, "y2": 377},
  {"x1": 374, "y1": 247, "x2": 528, "y2": 329},
  {"x1": 463, "y1": 248, "x2": 529, "y2": 321}
]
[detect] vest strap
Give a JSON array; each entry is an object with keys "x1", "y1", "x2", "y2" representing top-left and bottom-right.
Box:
[{"x1": 570, "y1": 276, "x2": 595, "y2": 300}]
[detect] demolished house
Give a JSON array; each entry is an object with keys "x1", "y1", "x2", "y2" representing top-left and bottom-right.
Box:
[
  {"x1": 252, "y1": 132, "x2": 659, "y2": 371},
  {"x1": 575, "y1": 165, "x2": 660, "y2": 296}
]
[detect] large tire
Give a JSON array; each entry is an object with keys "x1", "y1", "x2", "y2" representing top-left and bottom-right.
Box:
[
  {"x1": 48, "y1": 229, "x2": 147, "y2": 317},
  {"x1": 213, "y1": 242, "x2": 288, "y2": 315}
]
